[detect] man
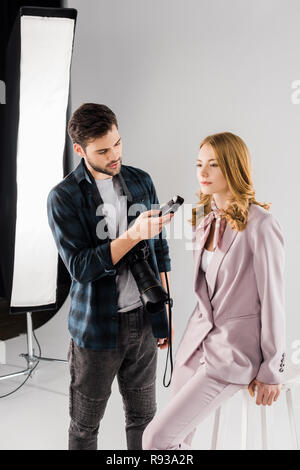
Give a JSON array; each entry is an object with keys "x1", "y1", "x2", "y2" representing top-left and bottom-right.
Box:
[{"x1": 47, "y1": 103, "x2": 174, "y2": 450}]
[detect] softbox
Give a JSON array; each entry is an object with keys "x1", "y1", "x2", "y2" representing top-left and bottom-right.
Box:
[{"x1": 0, "y1": 6, "x2": 77, "y2": 340}]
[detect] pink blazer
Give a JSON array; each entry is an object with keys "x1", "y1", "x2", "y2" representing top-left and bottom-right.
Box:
[{"x1": 175, "y1": 203, "x2": 286, "y2": 385}]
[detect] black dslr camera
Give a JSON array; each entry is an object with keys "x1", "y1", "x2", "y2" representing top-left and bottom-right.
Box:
[{"x1": 122, "y1": 196, "x2": 184, "y2": 314}]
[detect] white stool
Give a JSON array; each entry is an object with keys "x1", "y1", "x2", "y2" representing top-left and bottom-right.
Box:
[{"x1": 211, "y1": 361, "x2": 300, "y2": 450}]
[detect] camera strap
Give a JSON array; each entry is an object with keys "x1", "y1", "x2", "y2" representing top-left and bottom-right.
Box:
[
  {"x1": 159, "y1": 231, "x2": 174, "y2": 388},
  {"x1": 116, "y1": 172, "x2": 174, "y2": 386},
  {"x1": 115, "y1": 172, "x2": 133, "y2": 203}
]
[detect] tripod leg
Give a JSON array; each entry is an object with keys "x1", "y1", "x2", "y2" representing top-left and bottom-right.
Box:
[{"x1": 26, "y1": 312, "x2": 36, "y2": 369}]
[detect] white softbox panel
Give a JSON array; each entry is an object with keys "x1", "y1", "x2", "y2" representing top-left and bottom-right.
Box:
[{"x1": 10, "y1": 10, "x2": 76, "y2": 308}]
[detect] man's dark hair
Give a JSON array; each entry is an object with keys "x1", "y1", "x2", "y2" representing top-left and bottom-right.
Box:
[{"x1": 67, "y1": 103, "x2": 118, "y2": 151}]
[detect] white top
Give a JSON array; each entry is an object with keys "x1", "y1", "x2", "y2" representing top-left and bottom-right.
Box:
[
  {"x1": 95, "y1": 176, "x2": 142, "y2": 313},
  {"x1": 201, "y1": 248, "x2": 215, "y2": 273}
]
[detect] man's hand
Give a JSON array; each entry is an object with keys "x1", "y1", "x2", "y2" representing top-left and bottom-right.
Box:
[
  {"x1": 128, "y1": 209, "x2": 174, "y2": 241},
  {"x1": 248, "y1": 378, "x2": 282, "y2": 405},
  {"x1": 157, "y1": 321, "x2": 175, "y2": 349}
]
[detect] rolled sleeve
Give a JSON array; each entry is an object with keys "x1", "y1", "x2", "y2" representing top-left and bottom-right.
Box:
[{"x1": 47, "y1": 187, "x2": 116, "y2": 284}]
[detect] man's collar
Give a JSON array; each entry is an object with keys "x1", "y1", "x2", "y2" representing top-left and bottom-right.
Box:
[{"x1": 73, "y1": 157, "x2": 91, "y2": 184}]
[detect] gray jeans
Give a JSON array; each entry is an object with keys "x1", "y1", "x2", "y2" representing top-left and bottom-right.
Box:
[{"x1": 67, "y1": 305, "x2": 158, "y2": 450}]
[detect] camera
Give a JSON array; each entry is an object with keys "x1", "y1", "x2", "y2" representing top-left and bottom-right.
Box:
[
  {"x1": 122, "y1": 195, "x2": 184, "y2": 314},
  {"x1": 122, "y1": 239, "x2": 169, "y2": 313}
]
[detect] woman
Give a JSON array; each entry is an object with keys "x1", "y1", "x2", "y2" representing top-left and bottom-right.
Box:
[{"x1": 142, "y1": 132, "x2": 286, "y2": 450}]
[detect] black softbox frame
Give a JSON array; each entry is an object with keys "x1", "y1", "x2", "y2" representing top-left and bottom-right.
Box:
[{"x1": 0, "y1": 3, "x2": 77, "y2": 340}]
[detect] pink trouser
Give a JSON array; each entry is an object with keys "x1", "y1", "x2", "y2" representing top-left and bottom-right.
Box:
[{"x1": 142, "y1": 344, "x2": 245, "y2": 450}]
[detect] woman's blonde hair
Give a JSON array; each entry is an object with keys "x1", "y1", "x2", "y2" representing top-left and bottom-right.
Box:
[{"x1": 191, "y1": 132, "x2": 271, "y2": 231}]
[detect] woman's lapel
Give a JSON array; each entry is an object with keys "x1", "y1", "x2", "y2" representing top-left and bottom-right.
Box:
[{"x1": 194, "y1": 221, "x2": 238, "y2": 301}]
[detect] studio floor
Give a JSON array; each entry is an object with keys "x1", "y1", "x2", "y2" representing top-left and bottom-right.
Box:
[{"x1": 0, "y1": 355, "x2": 299, "y2": 450}]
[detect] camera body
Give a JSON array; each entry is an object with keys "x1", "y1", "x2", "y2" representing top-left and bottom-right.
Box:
[
  {"x1": 122, "y1": 195, "x2": 184, "y2": 314},
  {"x1": 122, "y1": 240, "x2": 169, "y2": 313}
]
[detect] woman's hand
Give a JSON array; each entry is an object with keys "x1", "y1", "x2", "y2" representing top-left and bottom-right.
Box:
[{"x1": 248, "y1": 378, "x2": 282, "y2": 405}]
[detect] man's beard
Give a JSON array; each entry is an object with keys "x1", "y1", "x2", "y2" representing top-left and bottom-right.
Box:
[{"x1": 87, "y1": 158, "x2": 122, "y2": 177}]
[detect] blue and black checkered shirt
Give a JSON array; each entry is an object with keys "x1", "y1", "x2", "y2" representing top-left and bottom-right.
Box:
[{"x1": 47, "y1": 157, "x2": 171, "y2": 350}]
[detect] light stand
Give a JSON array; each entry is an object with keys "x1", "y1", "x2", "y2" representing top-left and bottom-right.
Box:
[
  {"x1": 0, "y1": 6, "x2": 77, "y2": 391},
  {"x1": 0, "y1": 312, "x2": 67, "y2": 382}
]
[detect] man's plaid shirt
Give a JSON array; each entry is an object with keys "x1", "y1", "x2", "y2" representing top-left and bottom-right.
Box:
[{"x1": 47, "y1": 157, "x2": 171, "y2": 350}]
